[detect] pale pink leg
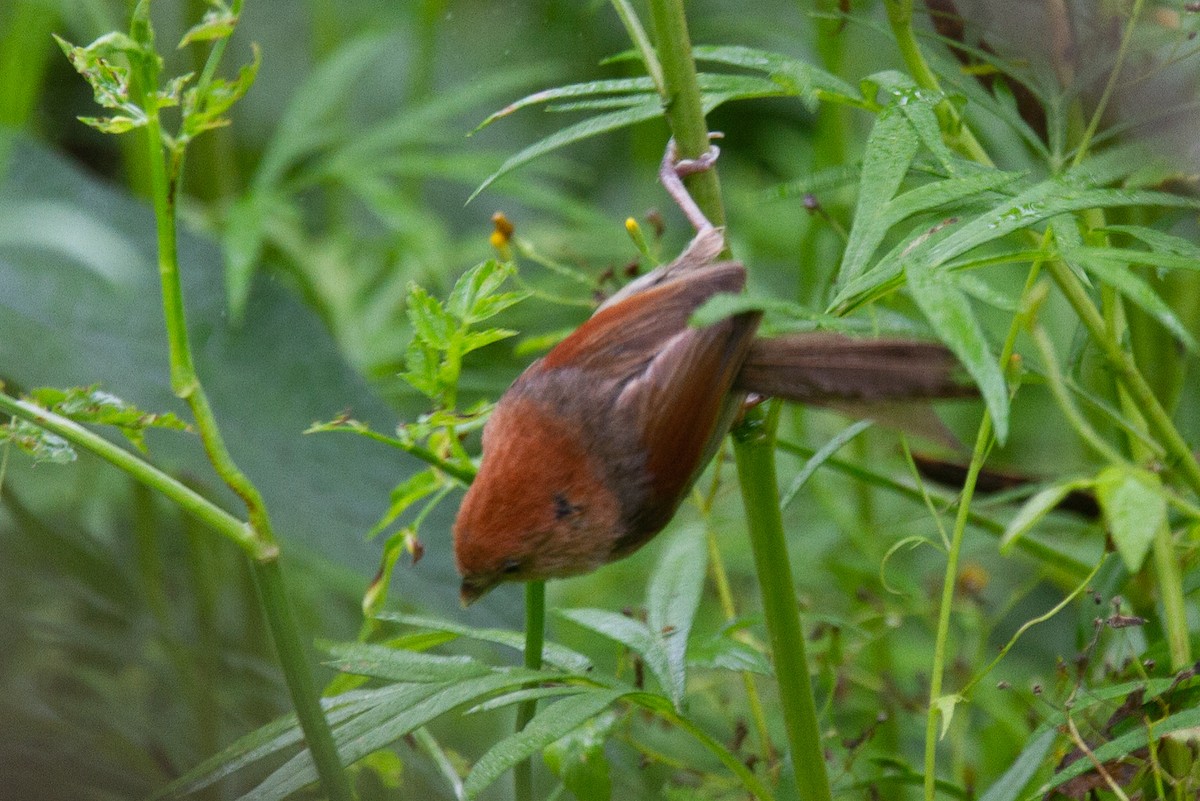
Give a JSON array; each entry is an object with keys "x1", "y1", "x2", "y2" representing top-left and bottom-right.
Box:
[{"x1": 659, "y1": 135, "x2": 722, "y2": 233}]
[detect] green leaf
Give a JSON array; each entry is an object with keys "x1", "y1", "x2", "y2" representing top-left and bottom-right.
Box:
[
  {"x1": 406, "y1": 283, "x2": 457, "y2": 349},
  {"x1": 377, "y1": 612, "x2": 594, "y2": 672},
  {"x1": 688, "y1": 623, "x2": 770, "y2": 674},
  {"x1": 557, "y1": 608, "x2": 671, "y2": 696},
  {"x1": 77, "y1": 113, "x2": 147, "y2": 134},
  {"x1": 178, "y1": 2, "x2": 237, "y2": 48},
  {"x1": 932, "y1": 693, "x2": 962, "y2": 739},
  {"x1": 26, "y1": 385, "x2": 189, "y2": 452},
  {"x1": 692, "y1": 44, "x2": 859, "y2": 105},
  {"x1": 0, "y1": 417, "x2": 77, "y2": 463},
  {"x1": 542, "y1": 709, "x2": 618, "y2": 801},
  {"x1": 839, "y1": 106, "x2": 919, "y2": 285},
  {"x1": 446, "y1": 259, "x2": 506, "y2": 319},
  {"x1": 906, "y1": 262, "x2": 1008, "y2": 442},
  {"x1": 476, "y1": 77, "x2": 658, "y2": 129},
  {"x1": 1095, "y1": 465, "x2": 1167, "y2": 572},
  {"x1": 1072, "y1": 253, "x2": 1199, "y2": 353},
  {"x1": 470, "y1": 97, "x2": 662, "y2": 202},
  {"x1": 464, "y1": 689, "x2": 628, "y2": 799},
  {"x1": 782, "y1": 419, "x2": 874, "y2": 509},
  {"x1": 645, "y1": 524, "x2": 707, "y2": 709},
  {"x1": 833, "y1": 178, "x2": 1200, "y2": 311},
  {"x1": 246, "y1": 671, "x2": 547, "y2": 801},
  {"x1": 999, "y1": 479, "x2": 1094, "y2": 554},
  {"x1": 324, "y1": 641, "x2": 493, "y2": 682},
  {"x1": 181, "y1": 44, "x2": 260, "y2": 140},
  {"x1": 977, "y1": 726, "x2": 1056, "y2": 801},
  {"x1": 1101, "y1": 224, "x2": 1200, "y2": 260},
  {"x1": 367, "y1": 471, "x2": 442, "y2": 538},
  {"x1": 459, "y1": 327, "x2": 518, "y2": 355},
  {"x1": 1042, "y1": 707, "x2": 1200, "y2": 795}
]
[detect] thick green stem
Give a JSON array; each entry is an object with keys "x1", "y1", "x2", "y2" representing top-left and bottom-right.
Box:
[
  {"x1": 514, "y1": 580, "x2": 546, "y2": 801},
  {"x1": 126, "y1": 28, "x2": 355, "y2": 801},
  {"x1": 253, "y1": 559, "x2": 354, "y2": 798},
  {"x1": 646, "y1": 2, "x2": 832, "y2": 796},
  {"x1": 647, "y1": 0, "x2": 726, "y2": 232},
  {"x1": 734, "y1": 405, "x2": 833, "y2": 801}
]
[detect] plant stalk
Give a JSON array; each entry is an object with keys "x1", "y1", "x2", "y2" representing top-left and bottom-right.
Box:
[
  {"x1": 646, "y1": 2, "x2": 833, "y2": 796},
  {"x1": 129, "y1": 30, "x2": 355, "y2": 801},
  {"x1": 514, "y1": 580, "x2": 546, "y2": 801},
  {"x1": 647, "y1": 0, "x2": 726, "y2": 232},
  {"x1": 734, "y1": 403, "x2": 833, "y2": 801}
]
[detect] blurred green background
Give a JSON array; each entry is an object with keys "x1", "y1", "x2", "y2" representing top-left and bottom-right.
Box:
[{"x1": 3, "y1": 0, "x2": 1199, "y2": 799}]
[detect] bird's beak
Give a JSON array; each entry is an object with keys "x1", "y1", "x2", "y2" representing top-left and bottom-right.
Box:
[{"x1": 459, "y1": 575, "x2": 499, "y2": 607}]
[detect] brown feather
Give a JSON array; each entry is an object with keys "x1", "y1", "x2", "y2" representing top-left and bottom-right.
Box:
[{"x1": 735, "y1": 333, "x2": 976, "y2": 403}]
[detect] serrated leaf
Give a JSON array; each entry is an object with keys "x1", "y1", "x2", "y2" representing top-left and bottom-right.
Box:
[
  {"x1": 999, "y1": 479, "x2": 1094, "y2": 554},
  {"x1": 0, "y1": 418, "x2": 77, "y2": 463},
  {"x1": 399, "y1": 338, "x2": 441, "y2": 398},
  {"x1": 182, "y1": 44, "x2": 260, "y2": 139},
  {"x1": 368, "y1": 470, "x2": 442, "y2": 539},
  {"x1": 446, "y1": 259, "x2": 511, "y2": 320},
  {"x1": 1095, "y1": 465, "x2": 1166, "y2": 572},
  {"x1": 464, "y1": 690, "x2": 628, "y2": 799},
  {"x1": 78, "y1": 113, "x2": 146, "y2": 134},
  {"x1": 26, "y1": 385, "x2": 189, "y2": 452},
  {"x1": 178, "y1": 5, "x2": 237, "y2": 48},
  {"x1": 906, "y1": 263, "x2": 1008, "y2": 442},
  {"x1": 459, "y1": 327, "x2": 518, "y2": 355},
  {"x1": 645, "y1": 525, "x2": 707, "y2": 709},
  {"x1": 406, "y1": 284, "x2": 457, "y2": 349}
]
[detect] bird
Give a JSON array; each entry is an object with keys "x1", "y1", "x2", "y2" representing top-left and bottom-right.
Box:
[{"x1": 453, "y1": 138, "x2": 972, "y2": 605}]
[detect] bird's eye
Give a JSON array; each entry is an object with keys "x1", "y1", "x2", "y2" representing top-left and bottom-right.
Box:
[
  {"x1": 554, "y1": 492, "x2": 581, "y2": 520},
  {"x1": 501, "y1": 558, "x2": 522, "y2": 574}
]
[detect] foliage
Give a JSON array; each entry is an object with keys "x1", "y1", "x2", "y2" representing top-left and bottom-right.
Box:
[{"x1": 3, "y1": 0, "x2": 1200, "y2": 800}]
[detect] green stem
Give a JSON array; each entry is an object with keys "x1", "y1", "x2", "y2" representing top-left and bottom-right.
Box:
[
  {"x1": 1046, "y1": 259, "x2": 1200, "y2": 497},
  {"x1": 126, "y1": 26, "x2": 355, "y2": 801},
  {"x1": 646, "y1": 2, "x2": 830, "y2": 796},
  {"x1": 0, "y1": 391, "x2": 259, "y2": 553},
  {"x1": 252, "y1": 559, "x2": 353, "y2": 798},
  {"x1": 883, "y1": 0, "x2": 992, "y2": 166},
  {"x1": 923, "y1": 412, "x2": 991, "y2": 801},
  {"x1": 1070, "y1": 0, "x2": 1145, "y2": 168},
  {"x1": 514, "y1": 580, "x2": 546, "y2": 801},
  {"x1": 922, "y1": 257, "x2": 1043, "y2": 801},
  {"x1": 734, "y1": 404, "x2": 832, "y2": 801},
  {"x1": 610, "y1": 0, "x2": 664, "y2": 96},
  {"x1": 647, "y1": 0, "x2": 726, "y2": 231}
]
